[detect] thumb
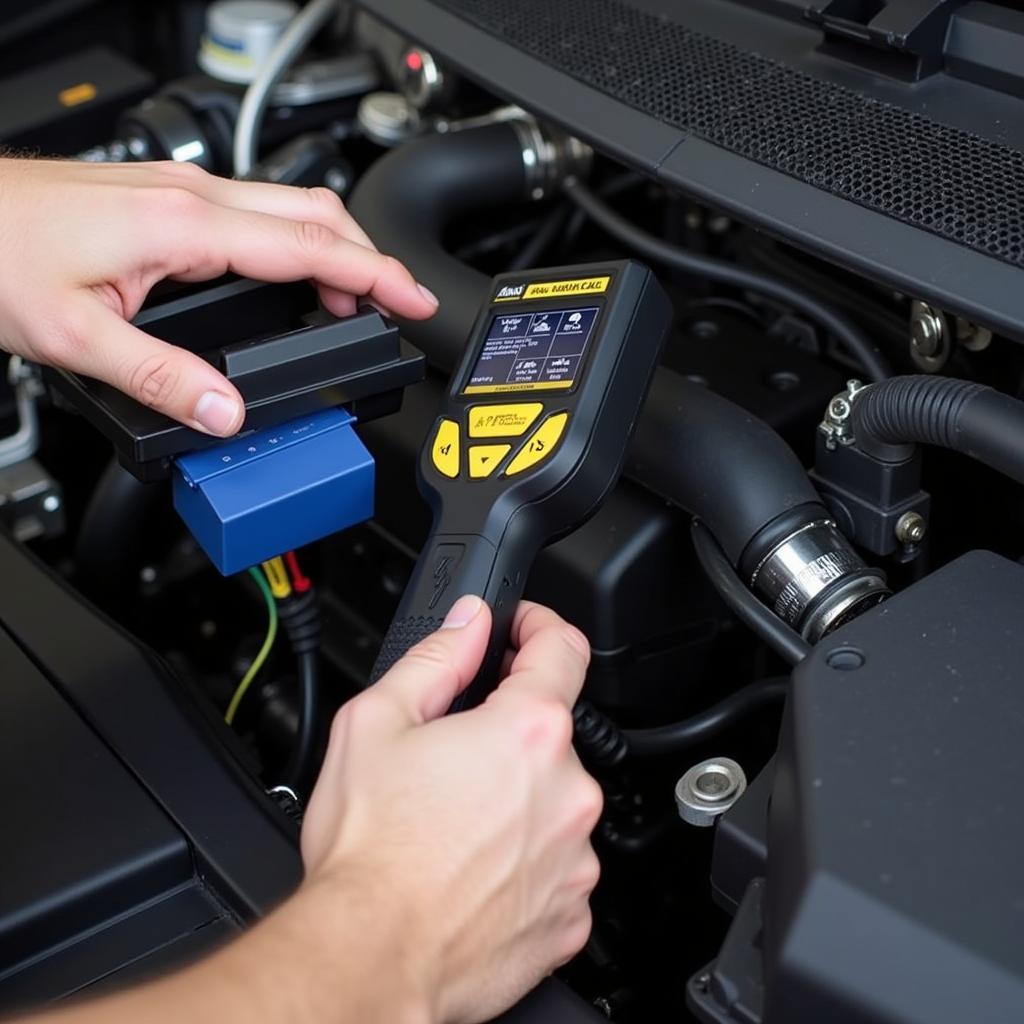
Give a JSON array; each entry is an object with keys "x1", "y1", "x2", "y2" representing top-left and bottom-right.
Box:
[
  {"x1": 65, "y1": 299, "x2": 245, "y2": 436},
  {"x1": 373, "y1": 595, "x2": 491, "y2": 727}
]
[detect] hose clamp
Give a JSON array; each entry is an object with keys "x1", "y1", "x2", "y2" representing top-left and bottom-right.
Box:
[
  {"x1": 750, "y1": 520, "x2": 888, "y2": 642},
  {"x1": 506, "y1": 110, "x2": 592, "y2": 201}
]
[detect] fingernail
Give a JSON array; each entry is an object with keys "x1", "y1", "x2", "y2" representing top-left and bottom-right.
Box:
[
  {"x1": 441, "y1": 594, "x2": 483, "y2": 629},
  {"x1": 194, "y1": 391, "x2": 241, "y2": 436},
  {"x1": 417, "y1": 282, "x2": 439, "y2": 307}
]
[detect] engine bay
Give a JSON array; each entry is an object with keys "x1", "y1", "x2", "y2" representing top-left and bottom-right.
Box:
[{"x1": 3, "y1": 1, "x2": 1024, "y2": 1021}]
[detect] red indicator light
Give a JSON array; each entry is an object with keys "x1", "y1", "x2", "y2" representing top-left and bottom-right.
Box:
[{"x1": 405, "y1": 50, "x2": 424, "y2": 73}]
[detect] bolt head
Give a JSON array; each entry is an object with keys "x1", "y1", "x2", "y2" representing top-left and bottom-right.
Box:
[
  {"x1": 42, "y1": 494, "x2": 60, "y2": 513},
  {"x1": 895, "y1": 511, "x2": 927, "y2": 546},
  {"x1": 676, "y1": 757, "x2": 747, "y2": 826},
  {"x1": 910, "y1": 304, "x2": 944, "y2": 358}
]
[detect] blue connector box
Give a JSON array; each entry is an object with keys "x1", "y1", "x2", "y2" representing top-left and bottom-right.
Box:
[{"x1": 173, "y1": 408, "x2": 374, "y2": 576}]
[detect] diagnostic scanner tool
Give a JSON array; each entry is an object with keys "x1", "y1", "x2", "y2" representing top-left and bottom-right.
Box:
[{"x1": 370, "y1": 260, "x2": 671, "y2": 708}]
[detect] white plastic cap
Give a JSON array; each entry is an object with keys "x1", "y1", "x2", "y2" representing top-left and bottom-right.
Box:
[{"x1": 198, "y1": 0, "x2": 299, "y2": 85}]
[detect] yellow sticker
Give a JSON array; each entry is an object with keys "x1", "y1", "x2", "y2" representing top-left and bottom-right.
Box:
[
  {"x1": 464, "y1": 381, "x2": 574, "y2": 395},
  {"x1": 59, "y1": 82, "x2": 97, "y2": 108},
  {"x1": 493, "y1": 276, "x2": 611, "y2": 302}
]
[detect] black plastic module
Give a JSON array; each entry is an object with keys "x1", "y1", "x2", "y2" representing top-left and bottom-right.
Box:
[{"x1": 47, "y1": 278, "x2": 425, "y2": 480}]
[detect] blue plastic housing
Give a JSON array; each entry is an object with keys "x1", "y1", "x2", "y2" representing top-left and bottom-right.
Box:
[{"x1": 172, "y1": 408, "x2": 374, "y2": 576}]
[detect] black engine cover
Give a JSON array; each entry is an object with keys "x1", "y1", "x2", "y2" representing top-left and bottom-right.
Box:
[{"x1": 762, "y1": 550, "x2": 1024, "y2": 1022}]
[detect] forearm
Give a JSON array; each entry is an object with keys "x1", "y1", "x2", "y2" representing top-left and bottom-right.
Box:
[{"x1": 24, "y1": 874, "x2": 430, "y2": 1024}]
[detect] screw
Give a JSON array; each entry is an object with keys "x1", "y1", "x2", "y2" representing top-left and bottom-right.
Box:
[
  {"x1": 139, "y1": 565, "x2": 157, "y2": 584},
  {"x1": 42, "y1": 494, "x2": 60, "y2": 513},
  {"x1": 828, "y1": 397, "x2": 851, "y2": 421},
  {"x1": 895, "y1": 511, "x2": 927, "y2": 546}
]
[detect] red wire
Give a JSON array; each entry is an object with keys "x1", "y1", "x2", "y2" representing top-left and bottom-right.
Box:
[{"x1": 284, "y1": 550, "x2": 312, "y2": 593}]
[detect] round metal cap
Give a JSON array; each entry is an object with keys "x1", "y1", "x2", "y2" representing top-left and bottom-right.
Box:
[
  {"x1": 199, "y1": 0, "x2": 299, "y2": 85},
  {"x1": 675, "y1": 757, "x2": 747, "y2": 827},
  {"x1": 357, "y1": 92, "x2": 419, "y2": 148}
]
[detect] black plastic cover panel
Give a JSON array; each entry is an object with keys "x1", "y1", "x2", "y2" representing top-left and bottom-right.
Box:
[
  {"x1": 767, "y1": 550, "x2": 1024, "y2": 1023},
  {"x1": 360, "y1": 0, "x2": 1024, "y2": 340}
]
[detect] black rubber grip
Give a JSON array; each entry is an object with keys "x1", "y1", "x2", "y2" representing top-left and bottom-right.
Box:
[
  {"x1": 369, "y1": 526, "x2": 530, "y2": 707},
  {"x1": 371, "y1": 615, "x2": 445, "y2": 681}
]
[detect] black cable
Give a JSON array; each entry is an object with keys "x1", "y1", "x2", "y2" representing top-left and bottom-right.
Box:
[
  {"x1": 278, "y1": 589, "x2": 322, "y2": 795},
  {"x1": 562, "y1": 177, "x2": 892, "y2": 383},
  {"x1": 691, "y1": 520, "x2": 811, "y2": 665},
  {"x1": 574, "y1": 676, "x2": 788, "y2": 766},
  {"x1": 624, "y1": 677, "x2": 788, "y2": 757},
  {"x1": 285, "y1": 651, "x2": 319, "y2": 793},
  {"x1": 508, "y1": 202, "x2": 571, "y2": 271}
]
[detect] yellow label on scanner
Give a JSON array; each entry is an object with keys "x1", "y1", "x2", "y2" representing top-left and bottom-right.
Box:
[
  {"x1": 464, "y1": 381, "x2": 574, "y2": 395},
  {"x1": 493, "y1": 276, "x2": 611, "y2": 302}
]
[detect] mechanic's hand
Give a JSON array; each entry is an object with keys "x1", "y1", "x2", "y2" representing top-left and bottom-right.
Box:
[
  {"x1": 0, "y1": 158, "x2": 437, "y2": 435},
  {"x1": 301, "y1": 597, "x2": 602, "y2": 1024}
]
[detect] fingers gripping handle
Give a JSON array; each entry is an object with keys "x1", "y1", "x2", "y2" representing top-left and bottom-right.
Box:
[{"x1": 369, "y1": 531, "x2": 527, "y2": 709}]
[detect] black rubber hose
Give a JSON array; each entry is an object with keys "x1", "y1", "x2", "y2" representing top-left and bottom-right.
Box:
[
  {"x1": 624, "y1": 677, "x2": 788, "y2": 757},
  {"x1": 348, "y1": 122, "x2": 529, "y2": 372},
  {"x1": 692, "y1": 521, "x2": 811, "y2": 665},
  {"x1": 632, "y1": 374, "x2": 827, "y2": 567},
  {"x1": 562, "y1": 178, "x2": 892, "y2": 383},
  {"x1": 851, "y1": 375, "x2": 1024, "y2": 485}
]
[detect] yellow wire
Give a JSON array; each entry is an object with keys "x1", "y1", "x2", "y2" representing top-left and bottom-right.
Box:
[
  {"x1": 225, "y1": 566, "x2": 279, "y2": 725},
  {"x1": 262, "y1": 556, "x2": 292, "y2": 599}
]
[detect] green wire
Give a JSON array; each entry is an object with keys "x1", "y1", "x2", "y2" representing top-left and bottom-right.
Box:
[{"x1": 225, "y1": 566, "x2": 278, "y2": 725}]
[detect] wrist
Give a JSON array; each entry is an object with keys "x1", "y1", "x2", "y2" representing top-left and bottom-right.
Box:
[{"x1": 282, "y1": 865, "x2": 436, "y2": 1024}]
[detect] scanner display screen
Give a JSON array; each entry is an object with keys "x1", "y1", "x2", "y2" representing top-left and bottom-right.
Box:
[{"x1": 463, "y1": 307, "x2": 599, "y2": 395}]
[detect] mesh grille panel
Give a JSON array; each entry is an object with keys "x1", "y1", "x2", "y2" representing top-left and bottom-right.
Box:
[{"x1": 434, "y1": 0, "x2": 1024, "y2": 269}]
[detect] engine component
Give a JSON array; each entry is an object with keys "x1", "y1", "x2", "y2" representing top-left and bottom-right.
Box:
[
  {"x1": 812, "y1": 381, "x2": 931, "y2": 558},
  {"x1": 675, "y1": 757, "x2": 748, "y2": 828},
  {"x1": 762, "y1": 550, "x2": 1024, "y2": 1023},
  {"x1": 398, "y1": 45, "x2": 448, "y2": 110},
  {"x1": 199, "y1": 0, "x2": 299, "y2": 85},
  {"x1": 356, "y1": 90, "x2": 420, "y2": 146},
  {"x1": 370, "y1": 260, "x2": 671, "y2": 707}
]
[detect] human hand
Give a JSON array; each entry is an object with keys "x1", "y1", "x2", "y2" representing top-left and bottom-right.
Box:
[
  {"x1": 0, "y1": 158, "x2": 437, "y2": 435},
  {"x1": 301, "y1": 597, "x2": 602, "y2": 1024}
]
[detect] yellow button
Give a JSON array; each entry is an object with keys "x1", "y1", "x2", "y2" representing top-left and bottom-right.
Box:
[
  {"x1": 469, "y1": 444, "x2": 511, "y2": 479},
  {"x1": 468, "y1": 403, "x2": 544, "y2": 438},
  {"x1": 505, "y1": 413, "x2": 569, "y2": 476},
  {"x1": 430, "y1": 419, "x2": 460, "y2": 478}
]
